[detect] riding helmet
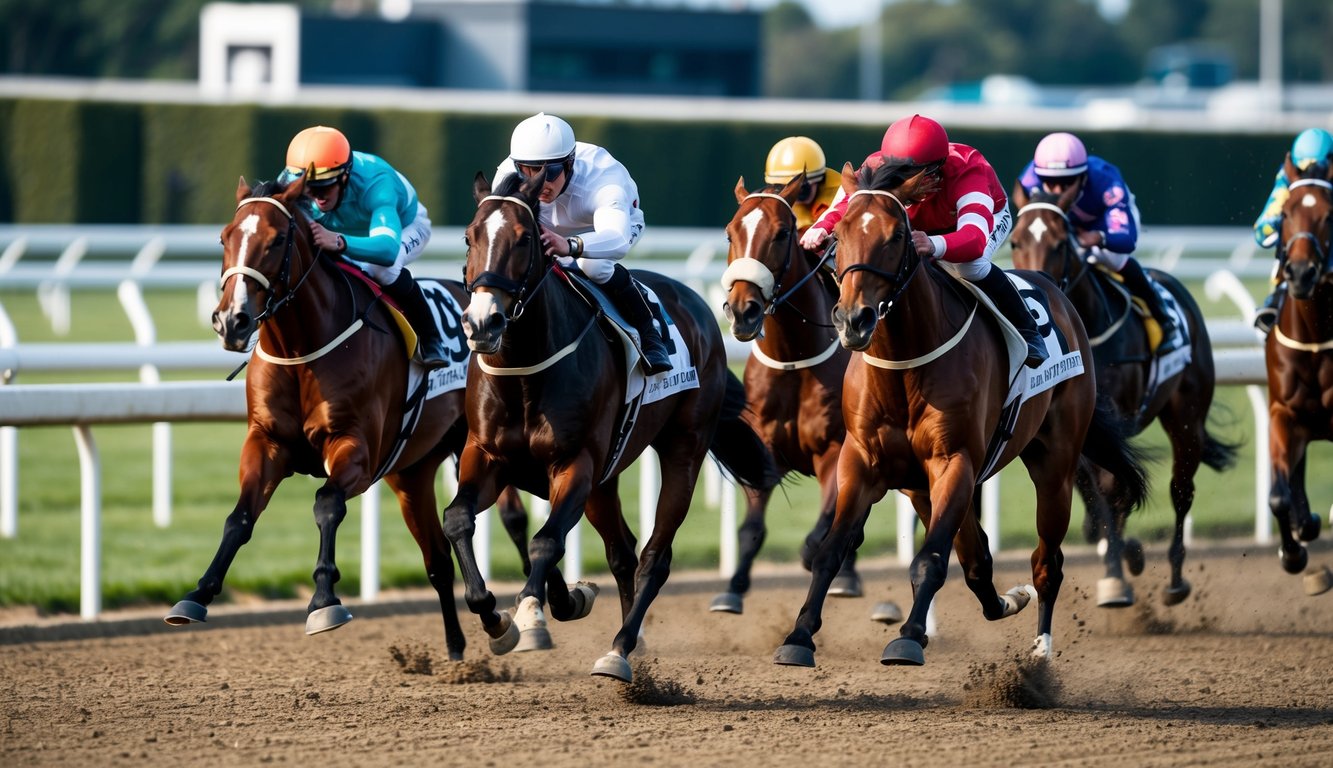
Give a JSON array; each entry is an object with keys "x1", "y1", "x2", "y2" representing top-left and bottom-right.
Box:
[
  {"x1": 1033, "y1": 132, "x2": 1089, "y2": 177},
  {"x1": 880, "y1": 114, "x2": 949, "y2": 166},
  {"x1": 765, "y1": 136, "x2": 826, "y2": 184},
  {"x1": 285, "y1": 126, "x2": 351, "y2": 186}
]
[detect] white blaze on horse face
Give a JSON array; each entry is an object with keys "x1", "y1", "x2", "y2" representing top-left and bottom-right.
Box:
[
  {"x1": 1027, "y1": 216, "x2": 1049, "y2": 244},
  {"x1": 1301, "y1": 192, "x2": 1317, "y2": 208},
  {"x1": 227, "y1": 213, "x2": 261, "y2": 307},
  {"x1": 858, "y1": 212, "x2": 876, "y2": 233},
  {"x1": 483, "y1": 209, "x2": 508, "y2": 272},
  {"x1": 740, "y1": 207, "x2": 764, "y2": 260}
]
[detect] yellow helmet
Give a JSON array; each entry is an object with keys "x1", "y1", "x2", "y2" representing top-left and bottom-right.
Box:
[
  {"x1": 285, "y1": 126, "x2": 351, "y2": 186},
  {"x1": 765, "y1": 136, "x2": 826, "y2": 184}
]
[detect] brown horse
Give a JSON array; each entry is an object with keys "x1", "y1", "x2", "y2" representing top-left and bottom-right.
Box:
[
  {"x1": 448, "y1": 171, "x2": 780, "y2": 683},
  {"x1": 1265, "y1": 156, "x2": 1333, "y2": 589},
  {"x1": 1010, "y1": 184, "x2": 1238, "y2": 607},
  {"x1": 165, "y1": 177, "x2": 530, "y2": 661},
  {"x1": 774, "y1": 163, "x2": 1149, "y2": 668},
  {"x1": 714, "y1": 174, "x2": 884, "y2": 615}
]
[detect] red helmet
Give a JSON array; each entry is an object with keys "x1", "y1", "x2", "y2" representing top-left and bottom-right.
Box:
[{"x1": 880, "y1": 114, "x2": 949, "y2": 165}]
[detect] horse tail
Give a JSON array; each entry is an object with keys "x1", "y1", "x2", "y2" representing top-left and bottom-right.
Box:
[
  {"x1": 708, "y1": 370, "x2": 782, "y2": 491},
  {"x1": 1079, "y1": 398, "x2": 1152, "y2": 512}
]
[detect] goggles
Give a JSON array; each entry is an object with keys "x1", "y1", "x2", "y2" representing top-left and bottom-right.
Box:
[{"x1": 516, "y1": 161, "x2": 566, "y2": 182}]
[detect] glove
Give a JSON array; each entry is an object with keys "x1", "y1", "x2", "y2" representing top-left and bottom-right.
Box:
[{"x1": 800, "y1": 226, "x2": 829, "y2": 251}]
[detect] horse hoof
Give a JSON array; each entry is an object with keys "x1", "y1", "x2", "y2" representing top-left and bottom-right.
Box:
[
  {"x1": 999, "y1": 585, "x2": 1033, "y2": 618},
  {"x1": 1297, "y1": 512, "x2": 1322, "y2": 543},
  {"x1": 880, "y1": 637, "x2": 925, "y2": 666},
  {"x1": 1280, "y1": 545, "x2": 1308, "y2": 575},
  {"x1": 870, "y1": 601, "x2": 903, "y2": 625},
  {"x1": 709, "y1": 592, "x2": 743, "y2": 614},
  {"x1": 773, "y1": 644, "x2": 816, "y2": 667},
  {"x1": 164, "y1": 600, "x2": 208, "y2": 626},
  {"x1": 1123, "y1": 538, "x2": 1146, "y2": 576},
  {"x1": 1031, "y1": 633, "x2": 1054, "y2": 661},
  {"x1": 1163, "y1": 579, "x2": 1191, "y2": 606},
  {"x1": 513, "y1": 596, "x2": 552, "y2": 652},
  {"x1": 828, "y1": 574, "x2": 863, "y2": 598},
  {"x1": 305, "y1": 604, "x2": 353, "y2": 635},
  {"x1": 487, "y1": 611, "x2": 520, "y2": 655},
  {"x1": 591, "y1": 652, "x2": 632, "y2": 682},
  {"x1": 1096, "y1": 577, "x2": 1134, "y2": 608},
  {"x1": 565, "y1": 582, "x2": 599, "y2": 621},
  {"x1": 1303, "y1": 565, "x2": 1333, "y2": 597}
]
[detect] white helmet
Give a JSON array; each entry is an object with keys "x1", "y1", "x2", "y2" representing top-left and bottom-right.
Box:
[{"x1": 510, "y1": 113, "x2": 576, "y2": 164}]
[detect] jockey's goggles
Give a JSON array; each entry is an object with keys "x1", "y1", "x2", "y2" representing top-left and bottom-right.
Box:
[{"x1": 516, "y1": 161, "x2": 566, "y2": 182}]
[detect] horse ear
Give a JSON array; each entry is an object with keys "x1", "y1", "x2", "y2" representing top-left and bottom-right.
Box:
[
  {"x1": 1010, "y1": 179, "x2": 1029, "y2": 210},
  {"x1": 840, "y1": 162, "x2": 857, "y2": 195},
  {"x1": 236, "y1": 176, "x2": 251, "y2": 203},
  {"x1": 517, "y1": 169, "x2": 545, "y2": 203},
  {"x1": 1057, "y1": 182, "x2": 1080, "y2": 209},
  {"x1": 734, "y1": 176, "x2": 748, "y2": 204},
  {"x1": 1283, "y1": 152, "x2": 1300, "y2": 184},
  {"x1": 473, "y1": 171, "x2": 492, "y2": 203}
]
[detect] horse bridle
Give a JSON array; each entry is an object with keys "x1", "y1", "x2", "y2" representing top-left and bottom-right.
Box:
[
  {"x1": 725, "y1": 192, "x2": 836, "y2": 325},
  {"x1": 464, "y1": 194, "x2": 558, "y2": 322},
  {"x1": 1014, "y1": 201, "x2": 1091, "y2": 294},
  {"x1": 222, "y1": 196, "x2": 321, "y2": 326},
  {"x1": 837, "y1": 189, "x2": 922, "y2": 319},
  {"x1": 1282, "y1": 178, "x2": 1333, "y2": 271}
]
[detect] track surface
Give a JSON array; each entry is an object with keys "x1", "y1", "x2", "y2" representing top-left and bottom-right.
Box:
[{"x1": 3, "y1": 542, "x2": 1332, "y2": 767}]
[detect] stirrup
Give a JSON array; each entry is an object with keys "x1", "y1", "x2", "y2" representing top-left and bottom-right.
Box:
[{"x1": 1253, "y1": 306, "x2": 1277, "y2": 334}]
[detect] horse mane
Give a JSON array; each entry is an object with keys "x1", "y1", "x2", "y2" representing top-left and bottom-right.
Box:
[
  {"x1": 492, "y1": 171, "x2": 527, "y2": 198},
  {"x1": 856, "y1": 160, "x2": 941, "y2": 205},
  {"x1": 251, "y1": 180, "x2": 285, "y2": 198}
]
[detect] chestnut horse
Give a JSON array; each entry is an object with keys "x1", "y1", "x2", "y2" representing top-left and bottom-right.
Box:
[
  {"x1": 165, "y1": 177, "x2": 529, "y2": 661},
  {"x1": 774, "y1": 163, "x2": 1149, "y2": 669},
  {"x1": 1265, "y1": 156, "x2": 1333, "y2": 590},
  {"x1": 714, "y1": 174, "x2": 886, "y2": 616},
  {"x1": 1010, "y1": 185, "x2": 1238, "y2": 608},
  {"x1": 449, "y1": 171, "x2": 780, "y2": 683}
]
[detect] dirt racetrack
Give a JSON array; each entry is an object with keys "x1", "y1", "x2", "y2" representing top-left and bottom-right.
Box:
[{"x1": 3, "y1": 540, "x2": 1332, "y2": 767}]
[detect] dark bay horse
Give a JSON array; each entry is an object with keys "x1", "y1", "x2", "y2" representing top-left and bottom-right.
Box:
[
  {"x1": 715, "y1": 174, "x2": 889, "y2": 616},
  {"x1": 449, "y1": 171, "x2": 780, "y2": 683},
  {"x1": 1010, "y1": 185, "x2": 1238, "y2": 607},
  {"x1": 1265, "y1": 156, "x2": 1333, "y2": 592},
  {"x1": 774, "y1": 163, "x2": 1149, "y2": 669},
  {"x1": 165, "y1": 176, "x2": 530, "y2": 661}
]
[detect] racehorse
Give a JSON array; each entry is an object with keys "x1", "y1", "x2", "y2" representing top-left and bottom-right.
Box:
[
  {"x1": 164, "y1": 176, "x2": 531, "y2": 661},
  {"x1": 773, "y1": 162, "x2": 1150, "y2": 669},
  {"x1": 449, "y1": 170, "x2": 780, "y2": 684},
  {"x1": 1010, "y1": 184, "x2": 1238, "y2": 607},
  {"x1": 715, "y1": 174, "x2": 892, "y2": 618},
  {"x1": 1265, "y1": 156, "x2": 1333, "y2": 593}
]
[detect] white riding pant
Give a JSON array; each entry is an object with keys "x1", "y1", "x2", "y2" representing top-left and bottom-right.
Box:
[
  {"x1": 933, "y1": 207, "x2": 1012, "y2": 282},
  {"x1": 347, "y1": 202, "x2": 432, "y2": 285}
]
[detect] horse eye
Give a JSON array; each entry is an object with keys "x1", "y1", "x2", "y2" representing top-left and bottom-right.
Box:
[
  {"x1": 462, "y1": 235, "x2": 470, "y2": 248},
  {"x1": 518, "y1": 232, "x2": 531, "y2": 246},
  {"x1": 775, "y1": 228, "x2": 790, "y2": 241}
]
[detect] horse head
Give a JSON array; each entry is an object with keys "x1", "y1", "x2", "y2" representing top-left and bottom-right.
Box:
[
  {"x1": 1279, "y1": 156, "x2": 1333, "y2": 300},
  {"x1": 830, "y1": 161, "x2": 931, "y2": 350},
  {"x1": 1010, "y1": 181, "x2": 1083, "y2": 290},
  {"x1": 214, "y1": 176, "x2": 313, "y2": 352},
  {"x1": 462, "y1": 170, "x2": 549, "y2": 354},
  {"x1": 720, "y1": 174, "x2": 806, "y2": 340}
]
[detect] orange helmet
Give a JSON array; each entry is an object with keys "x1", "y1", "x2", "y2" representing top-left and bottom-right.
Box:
[{"x1": 285, "y1": 126, "x2": 351, "y2": 186}]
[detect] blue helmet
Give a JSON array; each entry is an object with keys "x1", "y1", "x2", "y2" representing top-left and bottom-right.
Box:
[{"x1": 1291, "y1": 128, "x2": 1333, "y2": 170}]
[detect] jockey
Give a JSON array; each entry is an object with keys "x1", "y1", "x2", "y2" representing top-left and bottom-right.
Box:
[
  {"x1": 1251, "y1": 127, "x2": 1333, "y2": 334},
  {"x1": 1016, "y1": 132, "x2": 1179, "y2": 352},
  {"x1": 801, "y1": 114, "x2": 1048, "y2": 368},
  {"x1": 276, "y1": 125, "x2": 449, "y2": 368},
  {"x1": 494, "y1": 112, "x2": 671, "y2": 375},
  {"x1": 764, "y1": 136, "x2": 840, "y2": 232}
]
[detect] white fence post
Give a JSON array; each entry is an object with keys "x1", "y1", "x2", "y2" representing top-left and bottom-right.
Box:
[
  {"x1": 73, "y1": 425, "x2": 101, "y2": 620},
  {"x1": 638, "y1": 449, "x2": 659, "y2": 549},
  {"x1": 360, "y1": 483, "x2": 380, "y2": 602}
]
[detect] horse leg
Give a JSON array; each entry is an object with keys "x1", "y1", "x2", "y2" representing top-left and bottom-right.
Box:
[
  {"x1": 580, "y1": 476, "x2": 638, "y2": 621},
  {"x1": 495, "y1": 486, "x2": 532, "y2": 576},
  {"x1": 384, "y1": 463, "x2": 468, "y2": 662},
  {"x1": 304, "y1": 482, "x2": 354, "y2": 634},
  {"x1": 813, "y1": 453, "x2": 864, "y2": 599},
  {"x1": 1268, "y1": 420, "x2": 1312, "y2": 575},
  {"x1": 1076, "y1": 461, "x2": 1134, "y2": 608},
  {"x1": 441, "y1": 445, "x2": 513, "y2": 651},
  {"x1": 709, "y1": 484, "x2": 771, "y2": 614},
  {"x1": 1020, "y1": 448, "x2": 1074, "y2": 661},
  {"x1": 165, "y1": 436, "x2": 288, "y2": 625},
  {"x1": 510, "y1": 454, "x2": 595, "y2": 652},
  {"x1": 591, "y1": 447, "x2": 702, "y2": 683},
  {"x1": 1159, "y1": 410, "x2": 1206, "y2": 606},
  {"x1": 1289, "y1": 455, "x2": 1322, "y2": 542},
  {"x1": 776, "y1": 446, "x2": 882, "y2": 668}
]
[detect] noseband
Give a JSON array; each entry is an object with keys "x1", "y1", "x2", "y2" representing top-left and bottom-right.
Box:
[
  {"x1": 222, "y1": 196, "x2": 318, "y2": 326},
  {"x1": 464, "y1": 194, "x2": 556, "y2": 322},
  {"x1": 721, "y1": 192, "x2": 836, "y2": 325},
  {"x1": 837, "y1": 189, "x2": 921, "y2": 319},
  {"x1": 1015, "y1": 201, "x2": 1089, "y2": 293}
]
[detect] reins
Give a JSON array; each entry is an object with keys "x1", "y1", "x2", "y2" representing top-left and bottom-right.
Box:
[{"x1": 838, "y1": 189, "x2": 922, "y2": 319}]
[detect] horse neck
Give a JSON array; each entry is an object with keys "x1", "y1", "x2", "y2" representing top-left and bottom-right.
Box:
[
  {"x1": 497, "y1": 275, "x2": 598, "y2": 371},
  {"x1": 1282, "y1": 282, "x2": 1333, "y2": 340},
  {"x1": 761, "y1": 247, "x2": 836, "y2": 358},
  {"x1": 258, "y1": 244, "x2": 348, "y2": 355},
  {"x1": 867, "y1": 264, "x2": 957, "y2": 360}
]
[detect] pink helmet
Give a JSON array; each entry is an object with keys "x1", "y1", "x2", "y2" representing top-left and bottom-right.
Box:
[
  {"x1": 1033, "y1": 132, "x2": 1088, "y2": 177},
  {"x1": 880, "y1": 114, "x2": 949, "y2": 165}
]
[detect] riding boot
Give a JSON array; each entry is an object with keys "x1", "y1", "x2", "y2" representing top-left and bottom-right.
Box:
[
  {"x1": 973, "y1": 266, "x2": 1047, "y2": 369},
  {"x1": 383, "y1": 269, "x2": 449, "y2": 369},
  {"x1": 1253, "y1": 284, "x2": 1284, "y2": 335},
  {"x1": 1119, "y1": 258, "x2": 1178, "y2": 351},
  {"x1": 603, "y1": 264, "x2": 673, "y2": 375}
]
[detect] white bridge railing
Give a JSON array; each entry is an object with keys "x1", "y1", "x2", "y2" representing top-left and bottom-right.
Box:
[{"x1": 0, "y1": 223, "x2": 1277, "y2": 620}]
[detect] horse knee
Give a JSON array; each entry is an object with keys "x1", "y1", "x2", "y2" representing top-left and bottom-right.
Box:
[
  {"x1": 313, "y1": 487, "x2": 348, "y2": 527},
  {"x1": 442, "y1": 506, "x2": 475, "y2": 545}
]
